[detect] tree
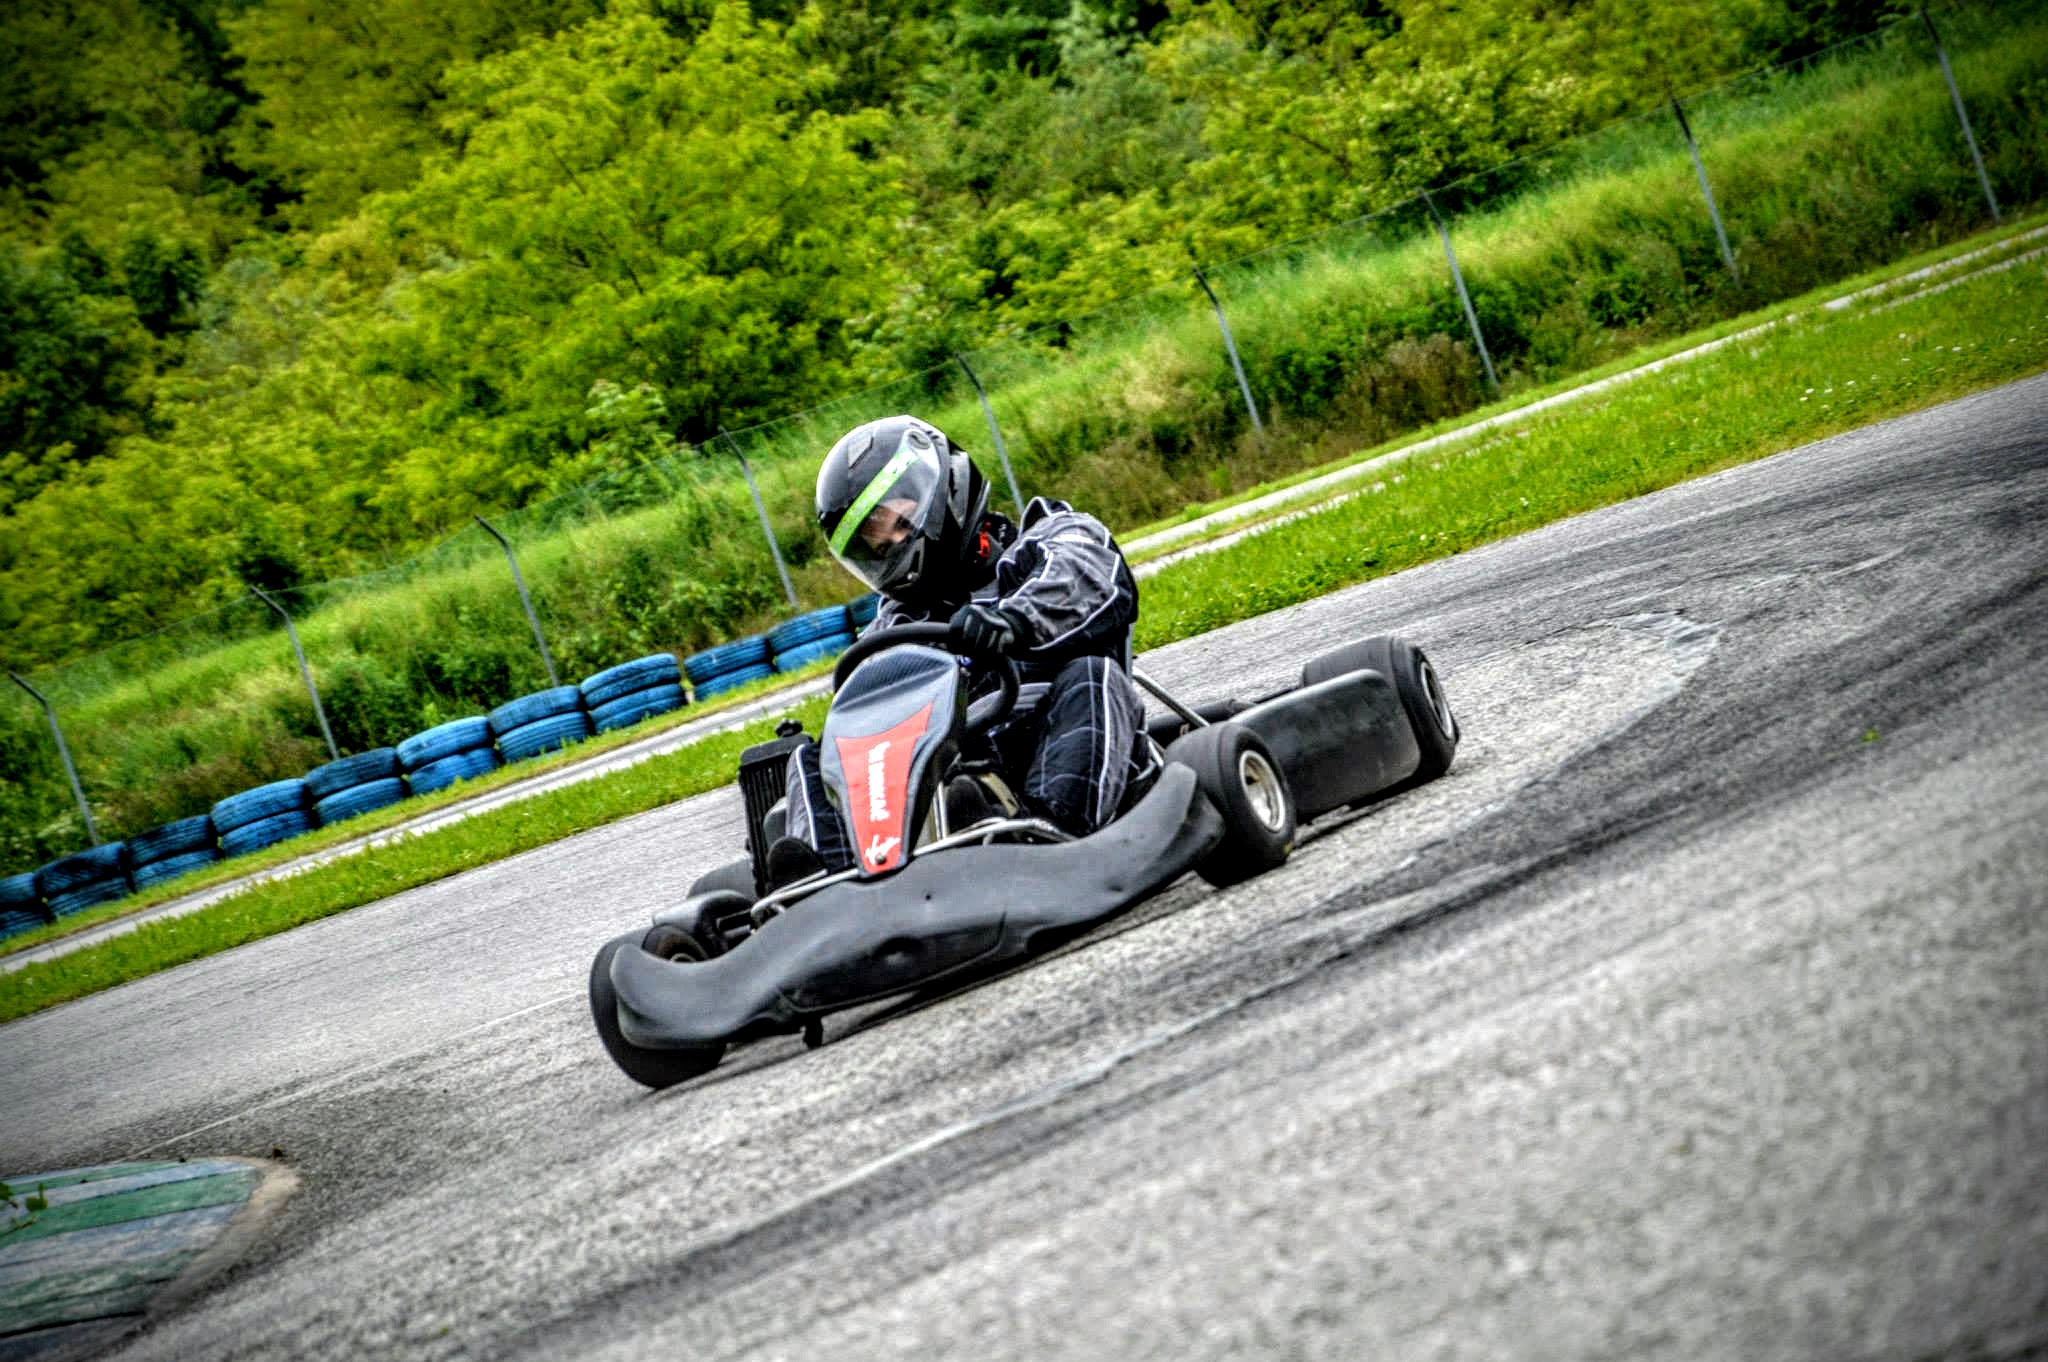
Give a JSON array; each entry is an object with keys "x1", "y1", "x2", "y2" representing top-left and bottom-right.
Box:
[
  {"x1": 0, "y1": 245, "x2": 152, "y2": 509},
  {"x1": 360, "y1": 0, "x2": 908, "y2": 520},
  {"x1": 224, "y1": 0, "x2": 601, "y2": 228},
  {"x1": 1146, "y1": 0, "x2": 1779, "y2": 245}
]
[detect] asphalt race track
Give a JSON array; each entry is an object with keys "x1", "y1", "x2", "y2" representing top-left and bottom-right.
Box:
[{"x1": 3, "y1": 376, "x2": 2044, "y2": 1361}]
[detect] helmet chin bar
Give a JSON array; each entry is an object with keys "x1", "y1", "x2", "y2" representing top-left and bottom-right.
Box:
[{"x1": 881, "y1": 536, "x2": 929, "y2": 598}]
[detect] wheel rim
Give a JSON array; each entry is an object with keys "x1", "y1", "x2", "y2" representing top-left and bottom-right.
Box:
[
  {"x1": 1418, "y1": 656, "x2": 1457, "y2": 740},
  {"x1": 1237, "y1": 749, "x2": 1288, "y2": 831}
]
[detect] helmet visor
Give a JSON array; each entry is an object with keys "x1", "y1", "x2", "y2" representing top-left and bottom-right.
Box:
[{"x1": 827, "y1": 435, "x2": 948, "y2": 590}]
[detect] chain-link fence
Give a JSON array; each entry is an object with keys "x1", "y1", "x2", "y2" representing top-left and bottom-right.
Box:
[{"x1": 4, "y1": 6, "x2": 2041, "y2": 873}]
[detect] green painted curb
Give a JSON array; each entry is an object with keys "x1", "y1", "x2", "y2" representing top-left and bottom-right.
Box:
[{"x1": 0, "y1": 1158, "x2": 286, "y2": 1357}]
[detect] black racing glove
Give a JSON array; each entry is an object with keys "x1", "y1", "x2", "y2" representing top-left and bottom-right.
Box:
[{"x1": 947, "y1": 601, "x2": 1027, "y2": 657}]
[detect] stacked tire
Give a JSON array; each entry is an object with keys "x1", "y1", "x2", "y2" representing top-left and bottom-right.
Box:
[
  {"x1": 398, "y1": 717, "x2": 500, "y2": 796},
  {"x1": 35, "y1": 842, "x2": 132, "y2": 917},
  {"x1": 770, "y1": 606, "x2": 855, "y2": 674},
  {"x1": 685, "y1": 636, "x2": 774, "y2": 701},
  {"x1": 847, "y1": 593, "x2": 881, "y2": 630},
  {"x1": 490, "y1": 687, "x2": 593, "y2": 763},
  {"x1": 127, "y1": 815, "x2": 220, "y2": 891},
  {"x1": 213, "y1": 780, "x2": 314, "y2": 859},
  {"x1": 581, "y1": 655, "x2": 688, "y2": 735},
  {"x1": 2, "y1": 871, "x2": 50, "y2": 942},
  {"x1": 306, "y1": 748, "x2": 409, "y2": 827}
]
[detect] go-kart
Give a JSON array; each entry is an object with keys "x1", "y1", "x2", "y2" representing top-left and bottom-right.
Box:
[{"x1": 589, "y1": 623, "x2": 1459, "y2": 1089}]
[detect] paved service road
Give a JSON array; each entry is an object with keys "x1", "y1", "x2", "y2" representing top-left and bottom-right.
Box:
[{"x1": 2, "y1": 377, "x2": 2043, "y2": 1361}]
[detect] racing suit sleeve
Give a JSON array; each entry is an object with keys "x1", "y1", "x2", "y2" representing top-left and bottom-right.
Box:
[
  {"x1": 990, "y1": 501, "x2": 1138, "y2": 661},
  {"x1": 858, "y1": 596, "x2": 938, "y2": 637}
]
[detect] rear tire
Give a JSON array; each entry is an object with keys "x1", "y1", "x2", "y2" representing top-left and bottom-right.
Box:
[
  {"x1": 588, "y1": 935, "x2": 726, "y2": 1090},
  {"x1": 1165, "y1": 721, "x2": 1296, "y2": 888},
  {"x1": 1302, "y1": 634, "x2": 1458, "y2": 785}
]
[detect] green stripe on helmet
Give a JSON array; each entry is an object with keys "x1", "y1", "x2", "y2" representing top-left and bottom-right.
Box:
[{"x1": 829, "y1": 439, "x2": 922, "y2": 558}]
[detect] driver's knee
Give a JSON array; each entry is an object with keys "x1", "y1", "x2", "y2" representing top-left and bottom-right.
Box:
[
  {"x1": 1024, "y1": 655, "x2": 1144, "y2": 835},
  {"x1": 782, "y1": 737, "x2": 855, "y2": 871}
]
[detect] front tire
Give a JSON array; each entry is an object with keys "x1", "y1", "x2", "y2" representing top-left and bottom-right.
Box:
[
  {"x1": 589, "y1": 934, "x2": 726, "y2": 1090},
  {"x1": 688, "y1": 856, "x2": 756, "y2": 900},
  {"x1": 1166, "y1": 721, "x2": 1296, "y2": 888}
]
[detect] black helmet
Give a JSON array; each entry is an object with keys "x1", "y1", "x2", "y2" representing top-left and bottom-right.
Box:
[{"x1": 817, "y1": 415, "x2": 991, "y2": 604}]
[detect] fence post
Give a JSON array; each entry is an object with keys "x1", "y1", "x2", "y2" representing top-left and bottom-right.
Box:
[
  {"x1": 8, "y1": 672, "x2": 100, "y2": 846},
  {"x1": 718, "y1": 428, "x2": 801, "y2": 610},
  {"x1": 953, "y1": 352, "x2": 1027, "y2": 517},
  {"x1": 471, "y1": 515, "x2": 562, "y2": 688},
  {"x1": 1920, "y1": 9, "x2": 2000, "y2": 224},
  {"x1": 1671, "y1": 97, "x2": 1740, "y2": 280},
  {"x1": 1421, "y1": 191, "x2": 1501, "y2": 394},
  {"x1": 1193, "y1": 268, "x2": 1265, "y2": 436},
  {"x1": 249, "y1": 587, "x2": 340, "y2": 762}
]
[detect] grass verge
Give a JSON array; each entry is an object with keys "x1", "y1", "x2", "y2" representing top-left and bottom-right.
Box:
[
  {"x1": 1120, "y1": 212, "x2": 2048, "y2": 557},
  {"x1": 2, "y1": 254, "x2": 2043, "y2": 1024},
  {"x1": 0, "y1": 660, "x2": 821, "y2": 958},
  {"x1": 1135, "y1": 256, "x2": 2048, "y2": 645},
  {"x1": 0, "y1": 692, "x2": 828, "y2": 1023}
]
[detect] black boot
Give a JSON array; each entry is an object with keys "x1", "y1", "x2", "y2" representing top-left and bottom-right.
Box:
[
  {"x1": 942, "y1": 774, "x2": 1004, "y2": 831},
  {"x1": 764, "y1": 836, "x2": 827, "y2": 890}
]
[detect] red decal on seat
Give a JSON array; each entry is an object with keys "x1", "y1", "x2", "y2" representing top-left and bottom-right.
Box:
[{"x1": 835, "y1": 703, "x2": 934, "y2": 874}]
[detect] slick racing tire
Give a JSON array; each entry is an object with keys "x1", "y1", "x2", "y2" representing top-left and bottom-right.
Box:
[
  {"x1": 589, "y1": 935, "x2": 726, "y2": 1091},
  {"x1": 1166, "y1": 720, "x2": 1296, "y2": 888},
  {"x1": 1302, "y1": 633, "x2": 1459, "y2": 786}
]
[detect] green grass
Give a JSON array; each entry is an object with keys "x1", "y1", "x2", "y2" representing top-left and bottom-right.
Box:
[
  {"x1": 1120, "y1": 214, "x2": 2048, "y2": 559},
  {"x1": 2, "y1": 247, "x2": 2041, "y2": 1024},
  {"x1": 1136, "y1": 256, "x2": 2048, "y2": 645},
  {"x1": 0, "y1": 692, "x2": 828, "y2": 1023},
  {"x1": 0, "y1": 657, "x2": 822, "y2": 957}
]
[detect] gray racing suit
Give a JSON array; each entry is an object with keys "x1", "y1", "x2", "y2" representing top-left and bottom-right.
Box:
[{"x1": 785, "y1": 497, "x2": 1156, "y2": 865}]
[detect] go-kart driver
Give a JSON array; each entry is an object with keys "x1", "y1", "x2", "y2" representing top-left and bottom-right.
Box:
[{"x1": 770, "y1": 414, "x2": 1157, "y2": 885}]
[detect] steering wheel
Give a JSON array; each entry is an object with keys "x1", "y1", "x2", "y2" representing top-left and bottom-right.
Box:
[{"x1": 832, "y1": 622, "x2": 1020, "y2": 738}]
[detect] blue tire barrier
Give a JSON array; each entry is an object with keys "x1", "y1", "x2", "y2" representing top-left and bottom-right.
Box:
[
  {"x1": 305, "y1": 748, "x2": 401, "y2": 803},
  {"x1": 773, "y1": 632, "x2": 856, "y2": 674},
  {"x1": 407, "y1": 746, "x2": 502, "y2": 796},
  {"x1": 691, "y1": 662, "x2": 777, "y2": 701},
  {"x1": 580, "y1": 654, "x2": 682, "y2": 710},
  {"x1": 769, "y1": 606, "x2": 852, "y2": 654},
  {"x1": 126, "y1": 814, "x2": 216, "y2": 869},
  {"x1": 212, "y1": 779, "x2": 308, "y2": 834},
  {"x1": 497, "y1": 710, "x2": 594, "y2": 764},
  {"x1": 45, "y1": 875, "x2": 135, "y2": 918},
  {"x1": 218, "y1": 808, "x2": 314, "y2": 860},
  {"x1": 489, "y1": 686, "x2": 587, "y2": 735},
  {"x1": 1, "y1": 872, "x2": 47, "y2": 934},
  {"x1": 3, "y1": 869, "x2": 47, "y2": 914},
  {"x1": 847, "y1": 593, "x2": 881, "y2": 627},
  {"x1": 131, "y1": 848, "x2": 221, "y2": 892},
  {"x1": 396, "y1": 716, "x2": 494, "y2": 772},
  {"x1": 1, "y1": 906, "x2": 46, "y2": 942},
  {"x1": 35, "y1": 843, "x2": 130, "y2": 902},
  {"x1": 684, "y1": 636, "x2": 771, "y2": 685},
  {"x1": 590, "y1": 682, "x2": 688, "y2": 734},
  {"x1": 313, "y1": 777, "x2": 410, "y2": 827}
]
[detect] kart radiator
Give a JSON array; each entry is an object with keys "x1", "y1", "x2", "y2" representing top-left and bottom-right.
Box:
[{"x1": 738, "y1": 723, "x2": 808, "y2": 894}]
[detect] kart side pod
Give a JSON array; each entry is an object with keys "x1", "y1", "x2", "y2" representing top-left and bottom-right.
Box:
[{"x1": 1228, "y1": 668, "x2": 1421, "y2": 819}]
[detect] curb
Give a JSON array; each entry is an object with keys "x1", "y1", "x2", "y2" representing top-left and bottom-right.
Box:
[{"x1": 0, "y1": 1158, "x2": 295, "y2": 1361}]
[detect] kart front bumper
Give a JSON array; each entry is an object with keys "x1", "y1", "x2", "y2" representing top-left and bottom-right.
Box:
[{"x1": 610, "y1": 763, "x2": 1223, "y2": 1049}]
